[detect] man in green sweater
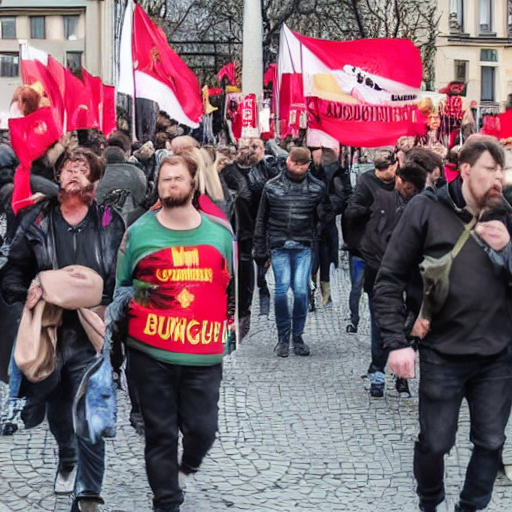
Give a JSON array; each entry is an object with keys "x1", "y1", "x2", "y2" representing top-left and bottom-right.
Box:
[{"x1": 116, "y1": 153, "x2": 234, "y2": 512}]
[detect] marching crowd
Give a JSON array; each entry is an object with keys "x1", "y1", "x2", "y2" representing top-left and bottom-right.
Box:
[{"x1": 1, "y1": 109, "x2": 512, "y2": 512}]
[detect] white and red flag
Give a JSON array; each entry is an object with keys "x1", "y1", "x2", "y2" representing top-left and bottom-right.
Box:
[
  {"x1": 278, "y1": 25, "x2": 437, "y2": 148},
  {"x1": 118, "y1": 1, "x2": 202, "y2": 128}
]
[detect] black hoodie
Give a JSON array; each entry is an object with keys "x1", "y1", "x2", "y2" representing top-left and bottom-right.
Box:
[{"x1": 373, "y1": 178, "x2": 512, "y2": 359}]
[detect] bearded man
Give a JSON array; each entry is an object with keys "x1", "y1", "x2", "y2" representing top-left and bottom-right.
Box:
[
  {"x1": 116, "y1": 153, "x2": 234, "y2": 512},
  {"x1": 373, "y1": 137, "x2": 512, "y2": 512},
  {"x1": 1, "y1": 147, "x2": 125, "y2": 512}
]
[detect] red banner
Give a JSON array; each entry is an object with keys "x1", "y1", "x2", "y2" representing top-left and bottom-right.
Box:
[{"x1": 306, "y1": 96, "x2": 425, "y2": 147}]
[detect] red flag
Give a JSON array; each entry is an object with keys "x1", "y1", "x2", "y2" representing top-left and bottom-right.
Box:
[
  {"x1": 21, "y1": 46, "x2": 65, "y2": 134},
  {"x1": 102, "y1": 84, "x2": 117, "y2": 137},
  {"x1": 130, "y1": 4, "x2": 202, "y2": 127},
  {"x1": 82, "y1": 69, "x2": 102, "y2": 124},
  {"x1": 218, "y1": 62, "x2": 238, "y2": 86},
  {"x1": 264, "y1": 64, "x2": 277, "y2": 87},
  {"x1": 9, "y1": 107, "x2": 61, "y2": 213},
  {"x1": 65, "y1": 68, "x2": 100, "y2": 131},
  {"x1": 499, "y1": 110, "x2": 512, "y2": 139}
]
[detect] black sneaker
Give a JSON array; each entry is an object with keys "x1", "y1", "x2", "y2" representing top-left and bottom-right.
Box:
[
  {"x1": 346, "y1": 324, "x2": 357, "y2": 333},
  {"x1": 292, "y1": 336, "x2": 311, "y2": 356},
  {"x1": 454, "y1": 504, "x2": 475, "y2": 512},
  {"x1": 274, "y1": 339, "x2": 289, "y2": 357},
  {"x1": 239, "y1": 314, "x2": 251, "y2": 339},
  {"x1": 395, "y1": 377, "x2": 411, "y2": 395}
]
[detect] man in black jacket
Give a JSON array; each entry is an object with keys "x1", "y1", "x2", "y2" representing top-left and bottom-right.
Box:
[
  {"x1": 2, "y1": 148, "x2": 125, "y2": 512},
  {"x1": 359, "y1": 162, "x2": 426, "y2": 397},
  {"x1": 253, "y1": 147, "x2": 325, "y2": 357},
  {"x1": 373, "y1": 138, "x2": 512, "y2": 512}
]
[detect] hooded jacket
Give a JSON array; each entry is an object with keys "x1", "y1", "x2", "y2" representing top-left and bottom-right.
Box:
[{"x1": 373, "y1": 179, "x2": 512, "y2": 358}]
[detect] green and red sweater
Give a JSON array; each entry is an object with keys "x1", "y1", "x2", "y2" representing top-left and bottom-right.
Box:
[{"x1": 116, "y1": 210, "x2": 234, "y2": 366}]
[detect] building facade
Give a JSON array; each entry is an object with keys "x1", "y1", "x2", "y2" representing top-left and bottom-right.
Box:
[
  {"x1": 436, "y1": 0, "x2": 512, "y2": 120},
  {"x1": 0, "y1": 0, "x2": 115, "y2": 125}
]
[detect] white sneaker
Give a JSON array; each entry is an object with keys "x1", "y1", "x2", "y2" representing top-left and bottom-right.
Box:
[
  {"x1": 54, "y1": 465, "x2": 77, "y2": 494},
  {"x1": 504, "y1": 464, "x2": 512, "y2": 481}
]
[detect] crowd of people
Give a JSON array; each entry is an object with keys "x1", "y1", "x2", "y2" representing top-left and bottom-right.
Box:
[{"x1": 1, "y1": 110, "x2": 512, "y2": 512}]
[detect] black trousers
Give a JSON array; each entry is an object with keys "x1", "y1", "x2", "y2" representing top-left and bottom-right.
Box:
[
  {"x1": 415, "y1": 345, "x2": 512, "y2": 511},
  {"x1": 127, "y1": 348, "x2": 222, "y2": 511}
]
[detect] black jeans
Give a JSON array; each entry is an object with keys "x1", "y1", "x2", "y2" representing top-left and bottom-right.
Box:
[
  {"x1": 415, "y1": 345, "x2": 512, "y2": 511},
  {"x1": 365, "y1": 268, "x2": 388, "y2": 373},
  {"x1": 238, "y1": 251, "x2": 255, "y2": 318},
  {"x1": 127, "y1": 348, "x2": 222, "y2": 511},
  {"x1": 22, "y1": 317, "x2": 105, "y2": 512}
]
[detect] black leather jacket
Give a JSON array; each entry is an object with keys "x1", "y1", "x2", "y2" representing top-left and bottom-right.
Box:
[
  {"x1": 253, "y1": 170, "x2": 326, "y2": 260},
  {"x1": 2, "y1": 197, "x2": 125, "y2": 306}
]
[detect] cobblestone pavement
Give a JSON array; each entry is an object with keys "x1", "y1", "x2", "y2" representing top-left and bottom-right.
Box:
[{"x1": 1, "y1": 258, "x2": 511, "y2": 512}]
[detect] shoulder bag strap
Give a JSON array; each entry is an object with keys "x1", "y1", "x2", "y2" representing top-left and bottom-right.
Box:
[{"x1": 451, "y1": 216, "x2": 477, "y2": 259}]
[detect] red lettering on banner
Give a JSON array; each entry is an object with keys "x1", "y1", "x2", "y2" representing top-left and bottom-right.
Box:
[{"x1": 306, "y1": 96, "x2": 424, "y2": 147}]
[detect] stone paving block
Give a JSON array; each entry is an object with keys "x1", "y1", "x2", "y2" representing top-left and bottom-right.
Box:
[{"x1": 1, "y1": 263, "x2": 512, "y2": 511}]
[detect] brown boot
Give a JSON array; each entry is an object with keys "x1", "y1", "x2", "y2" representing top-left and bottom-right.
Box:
[{"x1": 320, "y1": 281, "x2": 331, "y2": 306}]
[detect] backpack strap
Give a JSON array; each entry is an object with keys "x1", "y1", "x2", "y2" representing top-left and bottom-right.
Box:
[{"x1": 451, "y1": 216, "x2": 477, "y2": 259}]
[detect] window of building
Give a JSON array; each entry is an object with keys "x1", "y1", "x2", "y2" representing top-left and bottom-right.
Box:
[
  {"x1": 479, "y1": 0, "x2": 493, "y2": 33},
  {"x1": 63, "y1": 16, "x2": 79, "y2": 41},
  {"x1": 481, "y1": 66, "x2": 495, "y2": 101},
  {"x1": 0, "y1": 52, "x2": 19, "y2": 77},
  {"x1": 1, "y1": 17, "x2": 16, "y2": 40},
  {"x1": 30, "y1": 17, "x2": 45, "y2": 39},
  {"x1": 66, "y1": 52, "x2": 82, "y2": 74},
  {"x1": 508, "y1": 0, "x2": 512, "y2": 35},
  {"x1": 454, "y1": 60, "x2": 468, "y2": 82},
  {"x1": 480, "y1": 49, "x2": 498, "y2": 62},
  {"x1": 450, "y1": 0, "x2": 464, "y2": 32}
]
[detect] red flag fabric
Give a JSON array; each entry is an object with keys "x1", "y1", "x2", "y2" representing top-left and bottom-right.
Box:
[
  {"x1": 9, "y1": 107, "x2": 61, "y2": 213},
  {"x1": 132, "y1": 4, "x2": 202, "y2": 126},
  {"x1": 292, "y1": 30, "x2": 422, "y2": 88},
  {"x1": 264, "y1": 64, "x2": 277, "y2": 87},
  {"x1": 306, "y1": 97, "x2": 425, "y2": 147},
  {"x1": 102, "y1": 84, "x2": 117, "y2": 137},
  {"x1": 499, "y1": 110, "x2": 512, "y2": 139},
  {"x1": 278, "y1": 25, "x2": 425, "y2": 146},
  {"x1": 82, "y1": 69, "x2": 102, "y2": 123},
  {"x1": 21, "y1": 47, "x2": 65, "y2": 134},
  {"x1": 218, "y1": 63, "x2": 237, "y2": 86},
  {"x1": 279, "y1": 73, "x2": 305, "y2": 138},
  {"x1": 65, "y1": 69, "x2": 100, "y2": 131}
]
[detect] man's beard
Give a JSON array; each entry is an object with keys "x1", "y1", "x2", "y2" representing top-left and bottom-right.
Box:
[
  {"x1": 160, "y1": 188, "x2": 194, "y2": 208},
  {"x1": 58, "y1": 183, "x2": 95, "y2": 206}
]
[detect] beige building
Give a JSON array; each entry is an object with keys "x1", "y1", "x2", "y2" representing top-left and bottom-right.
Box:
[
  {"x1": 436, "y1": 0, "x2": 512, "y2": 121},
  {"x1": 0, "y1": 0, "x2": 115, "y2": 125}
]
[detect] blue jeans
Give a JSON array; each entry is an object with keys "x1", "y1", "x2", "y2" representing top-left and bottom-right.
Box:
[
  {"x1": 414, "y1": 346, "x2": 512, "y2": 511},
  {"x1": 271, "y1": 245, "x2": 312, "y2": 340},
  {"x1": 8, "y1": 347, "x2": 23, "y2": 399},
  {"x1": 348, "y1": 254, "x2": 365, "y2": 327}
]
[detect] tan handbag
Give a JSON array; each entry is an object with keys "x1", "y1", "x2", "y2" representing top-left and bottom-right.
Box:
[
  {"x1": 14, "y1": 299, "x2": 63, "y2": 383},
  {"x1": 14, "y1": 265, "x2": 104, "y2": 383}
]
